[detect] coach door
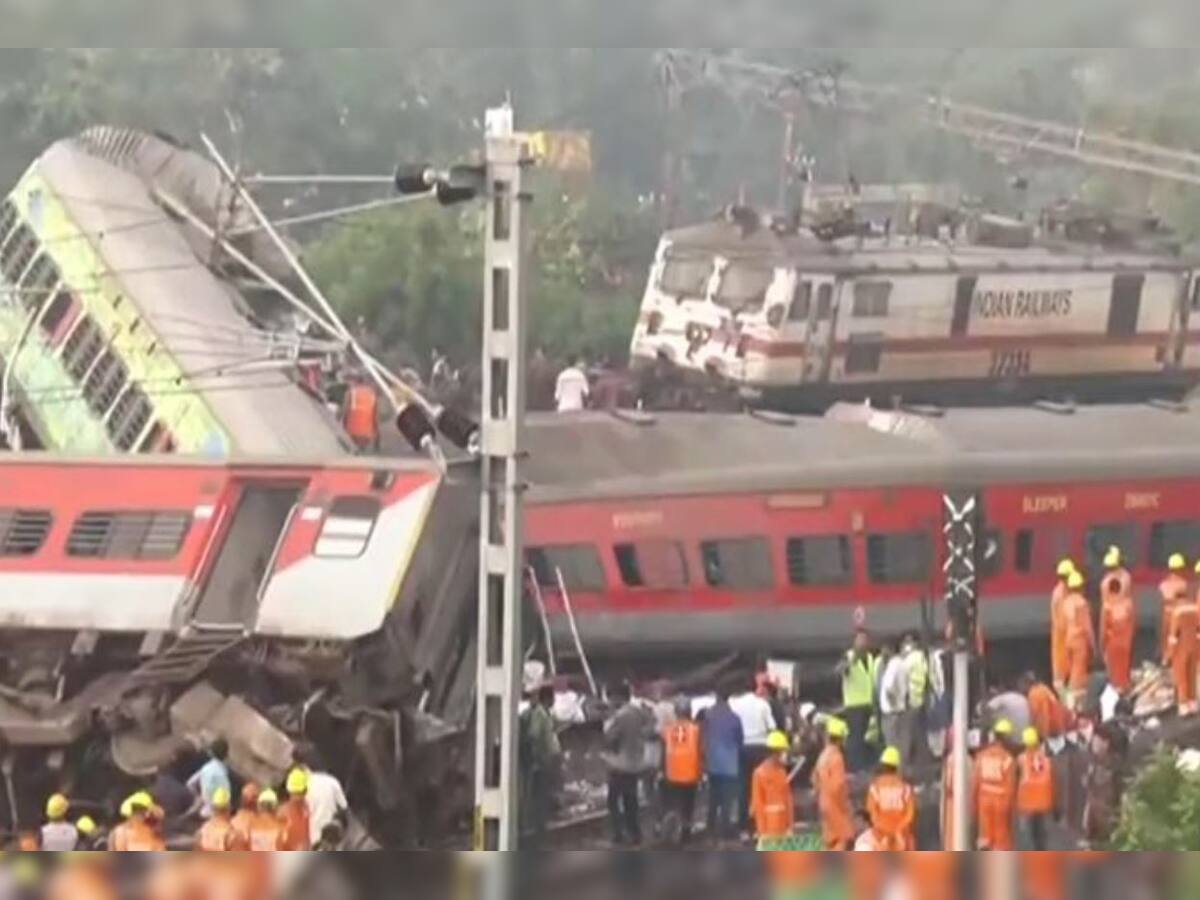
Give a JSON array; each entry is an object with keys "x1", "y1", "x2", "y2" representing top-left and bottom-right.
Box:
[
  {"x1": 802, "y1": 279, "x2": 840, "y2": 383},
  {"x1": 951, "y1": 276, "x2": 977, "y2": 338},
  {"x1": 190, "y1": 482, "x2": 306, "y2": 630},
  {"x1": 1108, "y1": 274, "x2": 1144, "y2": 340}
]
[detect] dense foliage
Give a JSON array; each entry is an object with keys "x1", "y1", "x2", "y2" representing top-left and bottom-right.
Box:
[{"x1": 1112, "y1": 748, "x2": 1200, "y2": 851}]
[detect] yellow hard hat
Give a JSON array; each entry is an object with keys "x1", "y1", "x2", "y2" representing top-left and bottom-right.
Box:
[
  {"x1": 46, "y1": 793, "x2": 69, "y2": 821},
  {"x1": 258, "y1": 789, "x2": 279, "y2": 809},
  {"x1": 1023, "y1": 728, "x2": 1040, "y2": 750},
  {"x1": 1057, "y1": 559, "x2": 1076, "y2": 579},
  {"x1": 211, "y1": 787, "x2": 232, "y2": 811},
  {"x1": 1104, "y1": 547, "x2": 1122, "y2": 569},
  {"x1": 766, "y1": 731, "x2": 790, "y2": 753},
  {"x1": 1067, "y1": 571, "x2": 1085, "y2": 590},
  {"x1": 76, "y1": 816, "x2": 98, "y2": 837},
  {"x1": 1170, "y1": 554, "x2": 1187, "y2": 572},
  {"x1": 826, "y1": 718, "x2": 849, "y2": 740},
  {"x1": 993, "y1": 719, "x2": 1014, "y2": 737},
  {"x1": 286, "y1": 767, "x2": 310, "y2": 796},
  {"x1": 881, "y1": 747, "x2": 902, "y2": 768},
  {"x1": 125, "y1": 791, "x2": 154, "y2": 817}
]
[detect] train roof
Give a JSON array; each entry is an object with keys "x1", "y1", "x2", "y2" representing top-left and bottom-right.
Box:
[
  {"x1": 662, "y1": 220, "x2": 1194, "y2": 275},
  {"x1": 525, "y1": 404, "x2": 1200, "y2": 503},
  {"x1": 34, "y1": 134, "x2": 348, "y2": 456}
]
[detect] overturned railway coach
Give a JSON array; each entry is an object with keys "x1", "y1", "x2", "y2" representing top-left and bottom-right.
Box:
[
  {"x1": 524, "y1": 405, "x2": 1200, "y2": 658},
  {"x1": 629, "y1": 220, "x2": 1200, "y2": 410}
]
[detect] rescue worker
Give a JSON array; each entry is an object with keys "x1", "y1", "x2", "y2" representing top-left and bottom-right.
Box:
[
  {"x1": 1164, "y1": 583, "x2": 1200, "y2": 717},
  {"x1": 248, "y1": 789, "x2": 287, "y2": 852},
  {"x1": 1051, "y1": 560, "x2": 1076, "y2": 694},
  {"x1": 1024, "y1": 673, "x2": 1070, "y2": 743},
  {"x1": 196, "y1": 787, "x2": 242, "y2": 852},
  {"x1": 1017, "y1": 728, "x2": 1055, "y2": 851},
  {"x1": 230, "y1": 783, "x2": 259, "y2": 849},
  {"x1": 1100, "y1": 554, "x2": 1136, "y2": 693},
  {"x1": 44, "y1": 851, "x2": 118, "y2": 900},
  {"x1": 110, "y1": 792, "x2": 166, "y2": 852},
  {"x1": 75, "y1": 816, "x2": 102, "y2": 851},
  {"x1": 342, "y1": 374, "x2": 380, "y2": 453},
  {"x1": 750, "y1": 731, "x2": 795, "y2": 849},
  {"x1": 838, "y1": 630, "x2": 880, "y2": 772},
  {"x1": 661, "y1": 698, "x2": 703, "y2": 843},
  {"x1": 866, "y1": 747, "x2": 916, "y2": 851},
  {"x1": 1063, "y1": 572, "x2": 1096, "y2": 710},
  {"x1": 973, "y1": 719, "x2": 1017, "y2": 851},
  {"x1": 281, "y1": 768, "x2": 313, "y2": 851},
  {"x1": 812, "y1": 717, "x2": 855, "y2": 851},
  {"x1": 40, "y1": 793, "x2": 78, "y2": 852},
  {"x1": 1160, "y1": 555, "x2": 1190, "y2": 661},
  {"x1": 903, "y1": 633, "x2": 930, "y2": 767}
]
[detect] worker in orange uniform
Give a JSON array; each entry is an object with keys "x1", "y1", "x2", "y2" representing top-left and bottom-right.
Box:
[
  {"x1": 1017, "y1": 728, "x2": 1055, "y2": 851},
  {"x1": 1051, "y1": 560, "x2": 1076, "y2": 694},
  {"x1": 867, "y1": 747, "x2": 916, "y2": 851},
  {"x1": 248, "y1": 789, "x2": 287, "y2": 852},
  {"x1": 662, "y1": 700, "x2": 703, "y2": 843},
  {"x1": 1160, "y1": 555, "x2": 1190, "y2": 660},
  {"x1": 973, "y1": 719, "x2": 1017, "y2": 851},
  {"x1": 109, "y1": 792, "x2": 166, "y2": 852},
  {"x1": 812, "y1": 717, "x2": 855, "y2": 850},
  {"x1": 231, "y1": 782, "x2": 260, "y2": 848},
  {"x1": 750, "y1": 731, "x2": 795, "y2": 848},
  {"x1": 44, "y1": 852, "x2": 118, "y2": 900},
  {"x1": 1165, "y1": 585, "x2": 1200, "y2": 717},
  {"x1": 281, "y1": 768, "x2": 313, "y2": 851},
  {"x1": 196, "y1": 787, "x2": 245, "y2": 851},
  {"x1": 1100, "y1": 548, "x2": 1137, "y2": 693},
  {"x1": 1063, "y1": 572, "x2": 1096, "y2": 710},
  {"x1": 342, "y1": 374, "x2": 380, "y2": 453},
  {"x1": 1024, "y1": 673, "x2": 1070, "y2": 742}
]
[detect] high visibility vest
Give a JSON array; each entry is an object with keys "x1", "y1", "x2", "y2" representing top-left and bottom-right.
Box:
[
  {"x1": 751, "y1": 760, "x2": 794, "y2": 839},
  {"x1": 1017, "y1": 750, "x2": 1055, "y2": 816},
  {"x1": 907, "y1": 650, "x2": 929, "y2": 708},
  {"x1": 197, "y1": 817, "x2": 235, "y2": 852},
  {"x1": 344, "y1": 385, "x2": 379, "y2": 441},
  {"x1": 247, "y1": 815, "x2": 285, "y2": 852},
  {"x1": 843, "y1": 652, "x2": 879, "y2": 708},
  {"x1": 281, "y1": 799, "x2": 312, "y2": 851},
  {"x1": 975, "y1": 744, "x2": 1017, "y2": 802},
  {"x1": 663, "y1": 721, "x2": 703, "y2": 786}
]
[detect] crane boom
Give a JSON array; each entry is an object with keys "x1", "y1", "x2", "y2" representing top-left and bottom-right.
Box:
[{"x1": 660, "y1": 49, "x2": 1200, "y2": 188}]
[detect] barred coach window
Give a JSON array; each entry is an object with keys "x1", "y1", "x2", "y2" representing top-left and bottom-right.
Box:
[
  {"x1": 786, "y1": 535, "x2": 853, "y2": 586},
  {"x1": 0, "y1": 510, "x2": 53, "y2": 557},
  {"x1": 867, "y1": 531, "x2": 932, "y2": 585},
  {"x1": 314, "y1": 497, "x2": 381, "y2": 559},
  {"x1": 527, "y1": 545, "x2": 607, "y2": 594},
  {"x1": 614, "y1": 540, "x2": 690, "y2": 590},
  {"x1": 700, "y1": 537, "x2": 774, "y2": 591},
  {"x1": 67, "y1": 511, "x2": 192, "y2": 560}
]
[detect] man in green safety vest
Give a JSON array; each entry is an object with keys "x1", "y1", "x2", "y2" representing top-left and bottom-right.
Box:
[
  {"x1": 838, "y1": 630, "x2": 880, "y2": 772},
  {"x1": 902, "y1": 633, "x2": 930, "y2": 770}
]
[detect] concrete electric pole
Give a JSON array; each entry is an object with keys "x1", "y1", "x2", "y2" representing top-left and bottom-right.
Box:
[{"x1": 473, "y1": 104, "x2": 530, "y2": 852}]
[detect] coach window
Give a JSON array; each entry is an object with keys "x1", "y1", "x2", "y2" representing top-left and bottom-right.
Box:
[
  {"x1": 0, "y1": 222, "x2": 37, "y2": 284},
  {"x1": 1086, "y1": 524, "x2": 1138, "y2": 574},
  {"x1": 845, "y1": 335, "x2": 884, "y2": 375},
  {"x1": 715, "y1": 263, "x2": 774, "y2": 312},
  {"x1": 700, "y1": 538, "x2": 774, "y2": 591},
  {"x1": 0, "y1": 200, "x2": 17, "y2": 249},
  {"x1": 67, "y1": 511, "x2": 192, "y2": 561},
  {"x1": 815, "y1": 284, "x2": 834, "y2": 320},
  {"x1": 614, "y1": 540, "x2": 689, "y2": 590},
  {"x1": 1015, "y1": 530, "x2": 1035, "y2": 574},
  {"x1": 0, "y1": 510, "x2": 53, "y2": 557},
  {"x1": 867, "y1": 531, "x2": 932, "y2": 585},
  {"x1": 315, "y1": 497, "x2": 381, "y2": 559},
  {"x1": 789, "y1": 280, "x2": 813, "y2": 322},
  {"x1": 1149, "y1": 520, "x2": 1200, "y2": 568},
  {"x1": 852, "y1": 281, "x2": 892, "y2": 318},
  {"x1": 527, "y1": 545, "x2": 607, "y2": 593},
  {"x1": 787, "y1": 535, "x2": 853, "y2": 586},
  {"x1": 979, "y1": 528, "x2": 1004, "y2": 579}
]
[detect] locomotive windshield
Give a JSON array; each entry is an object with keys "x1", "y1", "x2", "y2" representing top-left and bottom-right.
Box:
[
  {"x1": 714, "y1": 262, "x2": 774, "y2": 312},
  {"x1": 658, "y1": 254, "x2": 713, "y2": 298}
]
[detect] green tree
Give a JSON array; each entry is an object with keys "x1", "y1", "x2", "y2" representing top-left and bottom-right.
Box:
[{"x1": 1113, "y1": 748, "x2": 1200, "y2": 851}]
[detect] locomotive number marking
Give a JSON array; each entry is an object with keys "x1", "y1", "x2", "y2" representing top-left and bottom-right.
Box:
[
  {"x1": 989, "y1": 349, "x2": 1032, "y2": 378},
  {"x1": 1023, "y1": 495, "x2": 1068, "y2": 515},
  {"x1": 1125, "y1": 493, "x2": 1161, "y2": 511}
]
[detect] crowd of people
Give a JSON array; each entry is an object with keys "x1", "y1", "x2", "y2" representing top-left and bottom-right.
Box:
[
  {"x1": 520, "y1": 545, "x2": 1192, "y2": 852},
  {"x1": 18, "y1": 741, "x2": 349, "y2": 853}
]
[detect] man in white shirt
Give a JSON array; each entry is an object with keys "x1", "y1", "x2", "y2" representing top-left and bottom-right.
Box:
[
  {"x1": 729, "y1": 680, "x2": 778, "y2": 834},
  {"x1": 555, "y1": 357, "x2": 590, "y2": 413},
  {"x1": 878, "y1": 643, "x2": 911, "y2": 767},
  {"x1": 305, "y1": 770, "x2": 349, "y2": 846}
]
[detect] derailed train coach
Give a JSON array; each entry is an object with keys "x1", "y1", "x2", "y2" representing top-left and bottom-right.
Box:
[
  {"x1": 0, "y1": 452, "x2": 478, "y2": 842},
  {"x1": 629, "y1": 216, "x2": 1200, "y2": 411}
]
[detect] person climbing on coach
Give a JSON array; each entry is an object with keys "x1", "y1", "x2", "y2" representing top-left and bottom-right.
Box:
[
  {"x1": 1063, "y1": 572, "x2": 1096, "y2": 710},
  {"x1": 1165, "y1": 579, "x2": 1200, "y2": 718},
  {"x1": 1051, "y1": 560, "x2": 1077, "y2": 695},
  {"x1": 1161, "y1": 555, "x2": 1190, "y2": 660},
  {"x1": 1101, "y1": 550, "x2": 1136, "y2": 694}
]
